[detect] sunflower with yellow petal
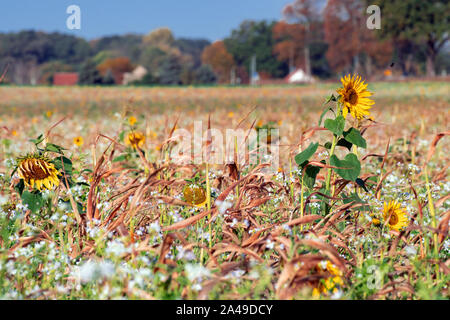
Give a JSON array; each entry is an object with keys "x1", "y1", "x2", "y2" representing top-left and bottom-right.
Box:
[
  {"x1": 73, "y1": 136, "x2": 84, "y2": 147},
  {"x1": 337, "y1": 74, "x2": 374, "y2": 120},
  {"x1": 382, "y1": 200, "x2": 409, "y2": 231},
  {"x1": 16, "y1": 154, "x2": 60, "y2": 191},
  {"x1": 125, "y1": 131, "x2": 145, "y2": 149},
  {"x1": 128, "y1": 116, "x2": 137, "y2": 126}
]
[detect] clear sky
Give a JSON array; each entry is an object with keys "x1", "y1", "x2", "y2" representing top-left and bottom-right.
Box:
[{"x1": 0, "y1": 0, "x2": 293, "y2": 41}]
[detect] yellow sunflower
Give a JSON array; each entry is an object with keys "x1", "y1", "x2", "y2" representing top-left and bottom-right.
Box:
[
  {"x1": 337, "y1": 74, "x2": 374, "y2": 120},
  {"x1": 125, "y1": 132, "x2": 145, "y2": 149},
  {"x1": 128, "y1": 116, "x2": 137, "y2": 126},
  {"x1": 183, "y1": 184, "x2": 207, "y2": 207},
  {"x1": 312, "y1": 261, "x2": 344, "y2": 298},
  {"x1": 382, "y1": 200, "x2": 409, "y2": 231},
  {"x1": 17, "y1": 155, "x2": 60, "y2": 191},
  {"x1": 73, "y1": 136, "x2": 84, "y2": 147}
]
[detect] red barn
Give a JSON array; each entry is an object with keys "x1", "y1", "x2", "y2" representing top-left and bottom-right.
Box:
[{"x1": 53, "y1": 73, "x2": 79, "y2": 86}]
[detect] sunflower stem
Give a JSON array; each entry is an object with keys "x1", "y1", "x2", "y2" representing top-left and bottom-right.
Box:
[
  {"x1": 424, "y1": 166, "x2": 439, "y2": 259},
  {"x1": 206, "y1": 162, "x2": 212, "y2": 249},
  {"x1": 289, "y1": 157, "x2": 294, "y2": 203},
  {"x1": 326, "y1": 135, "x2": 337, "y2": 192},
  {"x1": 300, "y1": 173, "x2": 305, "y2": 231}
]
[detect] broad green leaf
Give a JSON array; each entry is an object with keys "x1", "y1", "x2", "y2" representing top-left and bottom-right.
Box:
[
  {"x1": 302, "y1": 164, "x2": 321, "y2": 189},
  {"x1": 53, "y1": 156, "x2": 73, "y2": 174},
  {"x1": 330, "y1": 153, "x2": 361, "y2": 181},
  {"x1": 324, "y1": 115, "x2": 345, "y2": 136},
  {"x1": 343, "y1": 128, "x2": 367, "y2": 148},
  {"x1": 21, "y1": 191, "x2": 44, "y2": 214},
  {"x1": 336, "y1": 138, "x2": 353, "y2": 151},
  {"x1": 295, "y1": 142, "x2": 319, "y2": 166}
]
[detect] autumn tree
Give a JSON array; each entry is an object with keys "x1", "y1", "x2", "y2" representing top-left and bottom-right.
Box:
[
  {"x1": 282, "y1": 0, "x2": 321, "y2": 75},
  {"x1": 97, "y1": 57, "x2": 134, "y2": 84},
  {"x1": 272, "y1": 21, "x2": 306, "y2": 71},
  {"x1": 201, "y1": 41, "x2": 235, "y2": 83},
  {"x1": 324, "y1": 0, "x2": 393, "y2": 75}
]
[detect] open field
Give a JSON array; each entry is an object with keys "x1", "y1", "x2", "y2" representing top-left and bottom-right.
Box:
[{"x1": 0, "y1": 81, "x2": 449, "y2": 299}]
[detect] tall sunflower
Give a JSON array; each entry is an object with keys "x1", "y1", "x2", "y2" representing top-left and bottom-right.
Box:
[
  {"x1": 17, "y1": 154, "x2": 60, "y2": 191},
  {"x1": 337, "y1": 74, "x2": 374, "y2": 120},
  {"x1": 125, "y1": 132, "x2": 145, "y2": 149},
  {"x1": 382, "y1": 200, "x2": 409, "y2": 231}
]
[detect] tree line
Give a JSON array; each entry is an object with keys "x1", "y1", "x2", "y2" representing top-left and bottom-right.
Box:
[{"x1": 0, "y1": 0, "x2": 448, "y2": 85}]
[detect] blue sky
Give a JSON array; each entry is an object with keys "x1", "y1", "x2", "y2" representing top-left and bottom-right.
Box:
[{"x1": 0, "y1": 0, "x2": 292, "y2": 41}]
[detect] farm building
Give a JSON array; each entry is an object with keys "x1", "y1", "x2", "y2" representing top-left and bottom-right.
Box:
[{"x1": 53, "y1": 72, "x2": 79, "y2": 86}]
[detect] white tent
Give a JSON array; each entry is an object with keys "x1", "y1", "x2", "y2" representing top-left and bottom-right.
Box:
[{"x1": 286, "y1": 68, "x2": 313, "y2": 83}]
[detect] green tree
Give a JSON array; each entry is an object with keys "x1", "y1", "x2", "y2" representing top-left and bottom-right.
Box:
[
  {"x1": 194, "y1": 65, "x2": 217, "y2": 84},
  {"x1": 371, "y1": 0, "x2": 449, "y2": 76},
  {"x1": 175, "y1": 38, "x2": 211, "y2": 68},
  {"x1": 158, "y1": 55, "x2": 183, "y2": 85},
  {"x1": 224, "y1": 20, "x2": 289, "y2": 79},
  {"x1": 78, "y1": 59, "x2": 103, "y2": 85}
]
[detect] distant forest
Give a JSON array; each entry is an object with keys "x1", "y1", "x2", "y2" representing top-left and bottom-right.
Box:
[{"x1": 0, "y1": 0, "x2": 448, "y2": 85}]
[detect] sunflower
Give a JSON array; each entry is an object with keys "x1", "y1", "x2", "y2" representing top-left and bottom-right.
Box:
[
  {"x1": 17, "y1": 155, "x2": 60, "y2": 191},
  {"x1": 73, "y1": 136, "x2": 84, "y2": 147},
  {"x1": 337, "y1": 74, "x2": 374, "y2": 120},
  {"x1": 183, "y1": 184, "x2": 207, "y2": 207},
  {"x1": 382, "y1": 200, "x2": 409, "y2": 231},
  {"x1": 313, "y1": 261, "x2": 344, "y2": 298},
  {"x1": 128, "y1": 116, "x2": 137, "y2": 126},
  {"x1": 125, "y1": 132, "x2": 145, "y2": 149}
]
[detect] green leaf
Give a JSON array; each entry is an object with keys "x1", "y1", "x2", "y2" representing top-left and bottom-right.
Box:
[
  {"x1": 29, "y1": 134, "x2": 44, "y2": 145},
  {"x1": 324, "y1": 115, "x2": 345, "y2": 136},
  {"x1": 15, "y1": 180, "x2": 25, "y2": 196},
  {"x1": 119, "y1": 131, "x2": 126, "y2": 142},
  {"x1": 343, "y1": 128, "x2": 367, "y2": 148},
  {"x1": 2, "y1": 138, "x2": 11, "y2": 148},
  {"x1": 342, "y1": 192, "x2": 370, "y2": 211},
  {"x1": 21, "y1": 191, "x2": 44, "y2": 214},
  {"x1": 330, "y1": 153, "x2": 361, "y2": 181},
  {"x1": 318, "y1": 106, "x2": 334, "y2": 126},
  {"x1": 112, "y1": 155, "x2": 128, "y2": 163},
  {"x1": 295, "y1": 142, "x2": 319, "y2": 166},
  {"x1": 53, "y1": 156, "x2": 73, "y2": 175},
  {"x1": 302, "y1": 164, "x2": 321, "y2": 189},
  {"x1": 45, "y1": 143, "x2": 66, "y2": 154},
  {"x1": 336, "y1": 138, "x2": 353, "y2": 151}
]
